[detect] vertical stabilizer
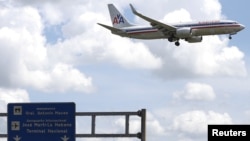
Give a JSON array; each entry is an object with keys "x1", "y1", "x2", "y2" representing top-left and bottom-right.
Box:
[{"x1": 108, "y1": 4, "x2": 133, "y2": 28}]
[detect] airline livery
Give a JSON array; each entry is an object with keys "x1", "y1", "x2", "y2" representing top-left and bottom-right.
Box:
[{"x1": 98, "y1": 4, "x2": 245, "y2": 46}]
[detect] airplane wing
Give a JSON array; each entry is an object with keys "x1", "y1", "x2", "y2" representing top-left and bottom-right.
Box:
[{"x1": 129, "y1": 4, "x2": 176, "y2": 35}]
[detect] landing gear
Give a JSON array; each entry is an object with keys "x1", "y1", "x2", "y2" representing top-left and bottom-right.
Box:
[
  {"x1": 168, "y1": 36, "x2": 180, "y2": 46},
  {"x1": 168, "y1": 37, "x2": 174, "y2": 42},
  {"x1": 175, "y1": 41, "x2": 180, "y2": 46},
  {"x1": 229, "y1": 33, "x2": 237, "y2": 40}
]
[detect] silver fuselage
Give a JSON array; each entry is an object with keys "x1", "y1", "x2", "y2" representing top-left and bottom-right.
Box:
[{"x1": 116, "y1": 20, "x2": 244, "y2": 39}]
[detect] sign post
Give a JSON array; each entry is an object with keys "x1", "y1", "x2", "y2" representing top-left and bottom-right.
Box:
[{"x1": 7, "y1": 102, "x2": 75, "y2": 141}]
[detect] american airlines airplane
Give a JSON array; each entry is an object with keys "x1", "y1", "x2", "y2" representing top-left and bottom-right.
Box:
[{"x1": 98, "y1": 4, "x2": 245, "y2": 46}]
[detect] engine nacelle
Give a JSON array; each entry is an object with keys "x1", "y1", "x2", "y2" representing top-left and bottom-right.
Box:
[
  {"x1": 176, "y1": 27, "x2": 192, "y2": 38},
  {"x1": 185, "y1": 36, "x2": 203, "y2": 43}
]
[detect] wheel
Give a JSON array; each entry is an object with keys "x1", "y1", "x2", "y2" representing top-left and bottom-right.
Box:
[
  {"x1": 175, "y1": 41, "x2": 180, "y2": 46},
  {"x1": 168, "y1": 38, "x2": 174, "y2": 42}
]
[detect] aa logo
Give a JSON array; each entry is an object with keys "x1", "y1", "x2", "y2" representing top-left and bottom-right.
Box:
[{"x1": 113, "y1": 14, "x2": 125, "y2": 24}]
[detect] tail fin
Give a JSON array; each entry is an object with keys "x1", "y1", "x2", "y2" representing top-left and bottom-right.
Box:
[{"x1": 108, "y1": 4, "x2": 133, "y2": 28}]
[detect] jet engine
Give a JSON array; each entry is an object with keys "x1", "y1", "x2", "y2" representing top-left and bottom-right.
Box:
[
  {"x1": 176, "y1": 27, "x2": 192, "y2": 38},
  {"x1": 185, "y1": 36, "x2": 203, "y2": 43}
]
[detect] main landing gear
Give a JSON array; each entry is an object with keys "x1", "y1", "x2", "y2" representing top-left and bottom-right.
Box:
[{"x1": 168, "y1": 37, "x2": 180, "y2": 46}]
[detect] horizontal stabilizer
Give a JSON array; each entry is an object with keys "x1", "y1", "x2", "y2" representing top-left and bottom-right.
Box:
[{"x1": 97, "y1": 23, "x2": 123, "y2": 32}]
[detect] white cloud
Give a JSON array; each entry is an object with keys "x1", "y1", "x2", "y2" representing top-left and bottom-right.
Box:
[
  {"x1": 146, "y1": 112, "x2": 165, "y2": 135},
  {"x1": 163, "y1": 8, "x2": 192, "y2": 23},
  {"x1": 104, "y1": 37, "x2": 162, "y2": 69},
  {"x1": 201, "y1": 0, "x2": 222, "y2": 19},
  {"x1": 0, "y1": 6, "x2": 94, "y2": 93},
  {"x1": 154, "y1": 36, "x2": 247, "y2": 78},
  {"x1": 49, "y1": 26, "x2": 162, "y2": 70},
  {"x1": 114, "y1": 111, "x2": 165, "y2": 136},
  {"x1": 0, "y1": 88, "x2": 28, "y2": 135},
  {"x1": 134, "y1": 0, "x2": 222, "y2": 21},
  {"x1": 42, "y1": 3, "x2": 64, "y2": 25},
  {"x1": 0, "y1": 88, "x2": 30, "y2": 112},
  {"x1": 0, "y1": 6, "x2": 46, "y2": 86},
  {"x1": 47, "y1": 63, "x2": 94, "y2": 92},
  {"x1": 172, "y1": 110, "x2": 232, "y2": 136},
  {"x1": 173, "y1": 82, "x2": 216, "y2": 101},
  {"x1": 62, "y1": 11, "x2": 105, "y2": 38}
]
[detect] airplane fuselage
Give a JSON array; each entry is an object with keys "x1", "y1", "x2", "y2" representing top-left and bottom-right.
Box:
[
  {"x1": 98, "y1": 4, "x2": 245, "y2": 46},
  {"x1": 118, "y1": 20, "x2": 244, "y2": 40}
]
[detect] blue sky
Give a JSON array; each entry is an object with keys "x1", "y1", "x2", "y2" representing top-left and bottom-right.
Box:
[
  {"x1": 0, "y1": 0, "x2": 249, "y2": 141},
  {"x1": 220, "y1": 0, "x2": 249, "y2": 53}
]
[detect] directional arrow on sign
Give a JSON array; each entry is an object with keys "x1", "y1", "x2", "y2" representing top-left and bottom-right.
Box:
[
  {"x1": 11, "y1": 121, "x2": 20, "y2": 131},
  {"x1": 13, "y1": 135, "x2": 21, "y2": 141},
  {"x1": 61, "y1": 135, "x2": 69, "y2": 141}
]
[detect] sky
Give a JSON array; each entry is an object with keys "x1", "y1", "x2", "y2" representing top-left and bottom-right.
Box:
[{"x1": 0, "y1": 0, "x2": 249, "y2": 141}]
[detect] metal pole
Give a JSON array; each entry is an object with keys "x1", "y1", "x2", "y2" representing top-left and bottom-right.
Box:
[
  {"x1": 0, "y1": 113, "x2": 7, "y2": 116},
  {"x1": 91, "y1": 115, "x2": 96, "y2": 135},
  {"x1": 125, "y1": 114, "x2": 129, "y2": 135},
  {"x1": 141, "y1": 109, "x2": 146, "y2": 141}
]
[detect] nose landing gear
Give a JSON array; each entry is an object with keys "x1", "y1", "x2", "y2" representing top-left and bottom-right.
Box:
[{"x1": 229, "y1": 33, "x2": 237, "y2": 40}]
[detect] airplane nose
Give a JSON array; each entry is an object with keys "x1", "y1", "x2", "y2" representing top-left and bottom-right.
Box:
[{"x1": 240, "y1": 24, "x2": 245, "y2": 30}]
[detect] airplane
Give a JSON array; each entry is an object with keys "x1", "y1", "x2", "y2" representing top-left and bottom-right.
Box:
[{"x1": 98, "y1": 4, "x2": 245, "y2": 46}]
